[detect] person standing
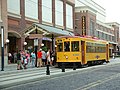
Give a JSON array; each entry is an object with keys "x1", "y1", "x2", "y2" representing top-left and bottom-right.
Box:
[
  {"x1": 37, "y1": 49, "x2": 42, "y2": 67},
  {"x1": 42, "y1": 50, "x2": 47, "y2": 66},
  {"x1": 8, "y1": 52, "x2": 12, "y2": 64},
  {"x1": 17, "y1": 50, "x2": 22, "y2": 70},
  {"x1": 26, "y1": 51, "x2": 30, "y2": 66},
  {"x1": 46, "y1": 49, "x2": 52, "y2": 66},
  {"x1": 31, "y1": 51, "x2": 36, "y2": 67},
  {"x1": 13, "y1": 51, "x2": 17, "y2": 63}
]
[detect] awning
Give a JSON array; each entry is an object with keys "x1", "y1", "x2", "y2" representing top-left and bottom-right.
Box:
[
  {"x1": 109, "y1": 41, "x2": 118, "y2": 45},
  {"x1": 42, "y1": 37, "x2": 52, "y2": 41},
  {"x1": 24, "y1": 23, "x2": 74, "y2": 36}
]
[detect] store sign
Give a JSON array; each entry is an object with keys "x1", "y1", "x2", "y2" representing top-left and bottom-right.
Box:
[
  {"x1": 34, "y1": 38, "x2": 38, "y2": 46},
  {"x1": 29, "y1": 34, "x2": 42, "y2": 39},
  {"x1": 82, "y1": 16, "x2": 86, "y2": 35}
]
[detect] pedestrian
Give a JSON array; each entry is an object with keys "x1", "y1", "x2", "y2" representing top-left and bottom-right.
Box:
[
  {"x1": 8, "y1": 52, "x2": 12, "y2": 64},
  {"x1": 20, "y1": 51, "x2": 24, "y2": 68},
  {"x1": 112, "y1": 53, "x2": 115, "y2": 59},
  {"x1": 42, "y1": 50, "x2": 47, "y2": 66},
  {"x1": 31, "y1": 51, "x2": 36, "y2": 67},
  {"x1": 51, "y1": 51, "x2": 55, "y2": 66},
  {"x1": 17, "y1": 50, "x2": 22, "y2": 70},
  {"x1": 13, "y1": 51, "x2": 17, "y2": 63},
  {"x1": 24, "y1": 56, "x2": 28, "y2": 69},
  {"x1": 46, "y1": 49, "x2": 52, "y2": 66},
  {"x1": 37, "y1": 49, "x2": 42, "y2": 67},
  {"x1": 26, "y1": 51, "x2": 30, "y2": 66}
]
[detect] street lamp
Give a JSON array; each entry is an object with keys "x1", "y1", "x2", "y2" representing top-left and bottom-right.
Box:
[
  {"x1": 5, "y1": 39, "x2": 9, "y2": 48},
  {"x1": 24, "y1": 41, "x2": 27, "y2": 46},
  {"x1": 1, "y1": 26, "x2": 4, "y2": 71},
  {"x1": 6, "y1": 39, "x2": 9, "y2": 43},
  {"x1": 41, "y1": 43, "x2": 44, "y2": 47},
  {"x1": 23, "y1": 41, "x2": 27, "y2": 50}
]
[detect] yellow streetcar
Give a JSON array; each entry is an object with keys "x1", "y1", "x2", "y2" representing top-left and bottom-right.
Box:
[{"x1": 56, "y1": 36, "x2": 109, "y2": 67}]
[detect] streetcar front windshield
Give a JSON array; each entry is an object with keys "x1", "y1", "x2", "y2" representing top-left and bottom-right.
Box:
[
  {"x1": 57, "y1": 43, "x2": 63, "y2": 52},
  {"x1": 64, "y1": 42, "x2": 70, "y2": 52},
  {"x1": 71, "y1": 41, "x2": 79, "y2": 51}
]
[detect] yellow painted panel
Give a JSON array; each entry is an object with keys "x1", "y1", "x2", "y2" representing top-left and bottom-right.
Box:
[
  {"x1": 57, "y1": 52, "x2": 81, "y2": 62},
  {"x1": 86, "y1": 53, "x2": 107, "y2": 61}
]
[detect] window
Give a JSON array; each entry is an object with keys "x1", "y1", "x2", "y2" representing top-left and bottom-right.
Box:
[
  {"x1": 66, "y1": 4, "x2": 73, "y2": 29},
  {"x1": 7, "y1": 0, "x2": 20, "y2": 14},
  {"x1": 55, "y1": 0, "x2": 63, "y2": 26},
  {"x1": 64, "y1": 42, "x2": 70, "y2": 52},
  {"x1": 90, "y1": 19, "x2": 95, "y2": 36},
  {"x1": 25, "y1": 0, "x2": 38, "y2": 19},
  {"x1": 86, "y1": 46, "x2": 91, "y2": 53},
  {"x1": 57, "y1": 43, "x2": 63, "y2": 52},
  {"x1": 86, "y1": 42, "x2": 106, "y2": 53},
  {"x1": 42, "y1": 0, "x2": 52, "y2": 23},
  {"x1": 71, "y1": 41, "x2": 79, "y2": 51}
]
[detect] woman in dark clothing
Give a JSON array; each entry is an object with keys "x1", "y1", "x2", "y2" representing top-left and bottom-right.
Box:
[{"x1": 17, "y1": 50, "x2": 22, "y2": 70}]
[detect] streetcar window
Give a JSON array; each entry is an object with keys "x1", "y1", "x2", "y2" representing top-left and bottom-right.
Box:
[
  {"x1": 57, "y1": 43, "x2": 63, "y2": 52},
  {"x1": 86, "y1": 46, "x2": 91, "y2": 53},
  {"x1": 64, "y1": 42, "x2": 70, "y2": 51},
  {"x1": 71, "y1": 41, "x2": 79, "y2": 51}
]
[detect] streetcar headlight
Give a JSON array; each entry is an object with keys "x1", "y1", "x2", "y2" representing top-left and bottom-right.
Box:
[{"x1": 66, "y1": 56, "x2": 68, "y2": 59}]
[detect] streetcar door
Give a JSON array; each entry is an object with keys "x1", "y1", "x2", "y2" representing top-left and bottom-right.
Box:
[
  {"x1": 106, "y1": 44, "x2": 109, "y2": 62},
  {"x1": 81, "y1": 41, "x2": 85, "y2": 64}
]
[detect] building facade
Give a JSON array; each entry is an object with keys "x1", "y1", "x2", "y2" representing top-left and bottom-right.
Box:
[
  {"x1": 0, "y1": 0, "x2": 75, "y2": 66},
  {"x1": 75, "y1": 0, "x2": 119, "y2": 56}
]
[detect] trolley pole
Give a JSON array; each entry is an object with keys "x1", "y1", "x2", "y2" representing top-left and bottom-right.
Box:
[{"x1": 1, "y1": 26, "x2": 4, "y2": 71}]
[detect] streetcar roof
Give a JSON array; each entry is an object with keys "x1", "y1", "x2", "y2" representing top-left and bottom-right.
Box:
[{"x1": 56, "y1": 35, "x2": 108, "y2": 43}]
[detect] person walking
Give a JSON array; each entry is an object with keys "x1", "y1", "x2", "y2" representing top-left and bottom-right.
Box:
[
  {"x1": 31, "y1": 51, "x2": 36, "y2": 67},
  {"x1": 37, "y1": 49, "x2": 42, "y2": 67}
]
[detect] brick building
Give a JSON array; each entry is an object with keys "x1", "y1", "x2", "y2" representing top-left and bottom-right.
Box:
[
  {"x1": 75, "y1": 0, "x2": 119, "y2": 56},
  {"x1": 0, "y1": 0, "x2": 119, "y2": 66},
  {"x1": 0, "y1": 0, "x2": 75, "y2": 66}
]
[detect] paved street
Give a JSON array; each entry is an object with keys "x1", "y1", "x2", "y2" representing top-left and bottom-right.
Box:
[{"x1": 1, "y1": 57, "x2": 120, "y2": 90}]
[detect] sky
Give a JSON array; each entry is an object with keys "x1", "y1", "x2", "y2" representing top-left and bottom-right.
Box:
[{"x1": 93, "y1": 0, "x2": 120, "y2": 24}]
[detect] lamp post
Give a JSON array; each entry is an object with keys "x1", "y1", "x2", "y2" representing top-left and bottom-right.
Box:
[
  {"x1": 1, "y1": 26, "x2": 4, "y2": 71},
  {"x1": 34, "y1": 38, "x2": 38, "y2": 67},
  {"x1": 51, "y1": 34, "x2": 54, "y2": 52}
]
